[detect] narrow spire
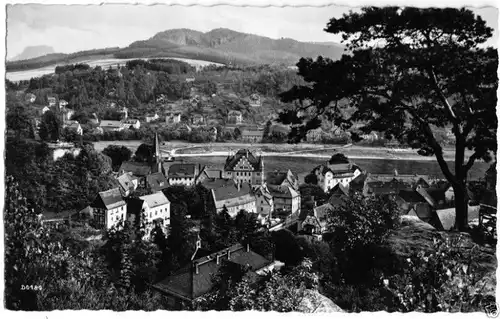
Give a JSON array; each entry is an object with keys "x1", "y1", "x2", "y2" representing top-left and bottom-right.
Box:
[{"x1": 153, "y1": 132, "x2": 161, "y2": 173}]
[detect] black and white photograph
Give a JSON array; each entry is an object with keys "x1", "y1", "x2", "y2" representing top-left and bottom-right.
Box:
[{"x1": 3, "y1": 0, "x2": 498, "y2": 313}]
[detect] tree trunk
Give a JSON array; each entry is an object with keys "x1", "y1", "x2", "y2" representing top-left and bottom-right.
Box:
[{"x1": 452, "y1": 184, "x2": 469, "y2": 231}]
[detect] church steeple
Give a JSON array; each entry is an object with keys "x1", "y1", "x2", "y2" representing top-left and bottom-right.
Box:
[{"x1": 152, "y1": 132, "x2": 162, "y2": 173}]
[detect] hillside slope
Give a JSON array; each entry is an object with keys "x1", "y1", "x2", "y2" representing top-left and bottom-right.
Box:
[{"x1": 10, "y1": 45, "x2": 55, "y2": 62}]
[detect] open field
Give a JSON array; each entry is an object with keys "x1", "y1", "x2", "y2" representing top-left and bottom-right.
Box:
[
  {"x1": 6, "y1": 57, "x2": 223, "y2": 82},
  {"x1": 93, "y1": 140, "x2": 474, "y2": 162}
]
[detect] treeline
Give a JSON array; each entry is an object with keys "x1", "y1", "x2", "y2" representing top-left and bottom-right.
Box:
[{"x1": 125, "y1": 59, "x2": 195, "y2": 74}]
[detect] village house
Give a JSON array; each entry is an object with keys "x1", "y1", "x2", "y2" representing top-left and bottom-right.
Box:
[
  {"x1": 167, "y1": 164, "x2": 200, "y2": 187},
  {"x1": 127, "y1": 191, "x2": 171, "y2": 239},
  {"x1": 146, "y1": 172, "x2": 169, "y2": 193},
  {"x1": 116, "y1": 172, "x2": 139, "y2": 196},
  {"x1": 196, "y1": 165, "x2": 229, "y2": 184},
  {"x1": 88, "y1": 188, "x2": 127, "y2": 229},
  {"x1": 241, "y1": 129, "x2": 264, "y2": 143},
  {"x1": 211, "y1": 182, "x2": 257, "y2": 217},
  {"x1": 153, "y1": 243, "x2": 276, "y2": 308},
  {"x1": 224, "y1": 149, "x2": 264, "y2": 187},
  {"x1": 363, "y1": 172, "x2": 430, "y2": 197},
  {"x1": 254, "y1": 184, "x2": 274, "y2": 220},
  {"x1": 185, "y1": 77, "x2": 196, "y2": 83},
  {"x1": 122, "y1": 118, "x2": 141, "y2": 129},
  {"x1": 42, "y1": 106, "x2": 51, "y2": 114},
  {"x1": 266, "y1": 184, "x2": 301, "y2": 215},
  {"x1": 47, "y1": 96, "x2": 57, "y2": 107},
  {"x1": 146, "y1": 113, "x2": 161, "y2": 123},
  {"x1": 191, "y1": 114, "x2": 204, "y2": 125},
  {"x1": 312, "y1": 163, "x2": 362, "y2": 192},
  {"x1": 166, "y1": 112, "x2": 182, "y2": 124},
  {"x1": 266, "y1": 169, "x2": 300, "y2": 191},
  {"x1": 227, "y1": 110, "x2": 243, "y2": 124},
  {"x1": 99, "y1": 120, "x2": 125, "y2": 132},
  {"x1": 119, "y1": 161, "x2": 153, "y2": 179},
  {"x1": 248, "y1": 93, "x2": 261, "y2": 107}
]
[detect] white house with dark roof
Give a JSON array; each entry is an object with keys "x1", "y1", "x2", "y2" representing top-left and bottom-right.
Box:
[
  {"x1": 100, "y1": 120, "x2": 125, "y2": 132},
  {"x1": 89, "y1": 188, "x2": 127, "y2": 229},
  {"x1": 167, "y1": 163, "x2": 200, "y2": 186},
  {"x1": 313, "y1": 163, "x2": 362, "y2": 192},
  {"x1": 211, "y1": 182, "x2": 257, "y2": 217},
  {"x1": 166, "y1": 112, "x2": 182, "y2": 124},
  {"x1": 254, "y1": 184, "x2": 274, "y2": 220},
  {"x1": 122, "y1": 118, "x2": 141, "y2": 129},
  {"x1": 140, "y1": 192, "x2": 171, "y2": 227},
  {"x1": 241, "y1": 129, "x2": 264, "y2": 143}
]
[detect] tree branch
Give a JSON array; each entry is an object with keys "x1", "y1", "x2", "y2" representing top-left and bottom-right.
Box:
[
  {"x1": 463, "y1": 152, "x2": 480, "y2": 173},
  {"x1": 428, "y1": 67, "x2": 460, "y2": 125}
]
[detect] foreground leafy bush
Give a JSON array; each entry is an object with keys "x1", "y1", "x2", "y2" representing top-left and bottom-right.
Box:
[
  {"x1": 325, "y1": 193, "x2": 400, "y2": 284},
  {"x1": 386, "y1": 234, "x2": 495, "y2": 312}
]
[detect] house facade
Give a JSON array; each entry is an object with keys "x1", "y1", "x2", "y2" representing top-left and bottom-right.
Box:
[
  {"x1": 267, "y1": 184, "x2": 301, "y2": 215},
  {"x1": 224, "y1": 149, "x2": 264, "y2": 187},
  {"x1": 167, "y1": 164, "x2": 200, "y2": 186},
  {"x1": 166, "y1": 113, "x2": 182, "y2": 124},
  {"x1": 241, "y1": 129, "x2": 264, "y2": 143},
  {"x1": 211, "y1": 182, "x2": 257, "y2": 217},
  {"x1": 141, "y1": 192, "x2": 171, "y2": 233},
  {"x1": 192, "y1": 114, "x2": 204, "y2": 125},
  {"x1": 100, "y1": 120, "x2": 125, "y2": 132},
  {"x1": 122, "y1": 118, "x2": 141, "y2": 129},
  {"x1": 89, "y1": 188, "x2": 127, "y2": 229},
  {"x1": 266, "y1": 169, "x2": 299, "y2": 191},
  {"x1": 313, "y1": 163, "x2": 362, "y2": 192},
  {"x1": 67, "y1": 122, "x2": 83, "y2": 135},
  {"x1": 254, "y1": 184, "x2": 274, "y2": 219},
  {"x1": 227, "y1": 110, "x2": 243, "y2": 124},
  {"x1": 117, "y1": 172, "x2": 138, "y2": 196}
]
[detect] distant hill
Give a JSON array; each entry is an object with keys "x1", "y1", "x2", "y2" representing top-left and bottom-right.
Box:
[
  {"x1": 6, "y1": 28, "x2": 345, "y2": 73},
  {"x1": 10, "y1": 45, "x2": 55, "y2": 62},
  {"x1": 125, "y1": 28, "x2": 345, "y2": 66}
]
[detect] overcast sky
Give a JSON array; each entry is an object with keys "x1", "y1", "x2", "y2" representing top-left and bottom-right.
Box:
[{"x1": 6, "y1": 4, "x2": 499, "y2": 59}]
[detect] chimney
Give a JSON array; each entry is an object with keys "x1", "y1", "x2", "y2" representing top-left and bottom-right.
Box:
[
  {"x1": 216, "y1": 254, "x2": 221, "y2": 265},
  {"x1": 194, "y1": 263, "x2": 199, "y2": 275},
  {"x1": 246, "y1": 243, "x2": 250, "y2": 252},
  {"x1": 227, "y1": 249, "x2": 231, "y2": 260},
  {"x1": 246, "y1": 149, "x2": 249, "y2": 158},
  {"x1": 394, "y1": 169, "x2": 399, "y2": 176}
]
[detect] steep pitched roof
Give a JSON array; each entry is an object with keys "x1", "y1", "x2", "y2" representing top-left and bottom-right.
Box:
[
  {"x1": 140, "y1": 192, "x2": 170, "y2": 209},
  {"x1": 224, "y1": 149, "x2": 262, "y2": 171},
  {"x1": 117, "y1": 172, "x2": 136, "y2": 193},
  {"x1": 168, "y1": 164, "x2": 198, "y2": 178},
  {"x1": 119, "y1": 161, "x2": 152, "y2": 176},
  {"x1": 154, "y1": 243, "x2": 271, "y2": 301},
  {"x1": 330, "y1": 184, "x2": 349, "y2": 197},
  {"x1": 267, "y1": 184, "x2": 299, "y2": 199},
  {"x1": 91, "y1": 188, "x2": 125, "y2": 210},
  {"x1": 201, "y1": 178, "x2": 235, "y2": 190},
  {"x1": 146, "y1": 172, "x2": 169, "y2": 192},
  {"x1": 211, "y1": 183, "x2": 255, "y2": 210}
]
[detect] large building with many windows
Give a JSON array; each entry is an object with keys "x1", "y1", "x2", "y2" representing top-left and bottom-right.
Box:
[{"x1": 223, "y1": 149, "x2": 264, "y2": 187}]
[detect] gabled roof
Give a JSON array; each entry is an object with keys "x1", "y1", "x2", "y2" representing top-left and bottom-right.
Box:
[
  {"x1": 267, "y1": 184, "x2": 299, "y2": 199},
  {"x1": 224, "y1": 149, "x2": 262, "y2": 171},
  {"x1": 201, "y1": 178, "x2": 235, "y2": 190},
  {"x1": 146, "y1": 172, "x2": 169, "y2": 192},
  {"x1": 119, "y1": 161, "x2": 152, "y2": 176},
  {"x1": 122, "y1": 118, "x2": 140, "y2": 124},
  {"x1": 168, "y1": 164, "x2": 198, "y2": 178},
  {"x1": 228, "y1": 110, "x2": 242, "y2": 116},
  {"x1": 211, "y1": 183, "x2": 255, "y2": 210},
  {"x1": 91, "y1": 188, "x2": 125, "y2": 210},
  {"x1": 314, "y1": 203, "x2": 335, "y2": 221},
  {"x1": 117, "y1": 172, "x2": 136, "y2": 193},
  {"x1": 330, "y1": 183, "x2": 349, "y2": 197},
  {"x1": 154, "y1": 243, "x2": 271, "y2": 301},
  {"x1": 140, "y1": 191, "x2": 170, "y2": 209}
]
